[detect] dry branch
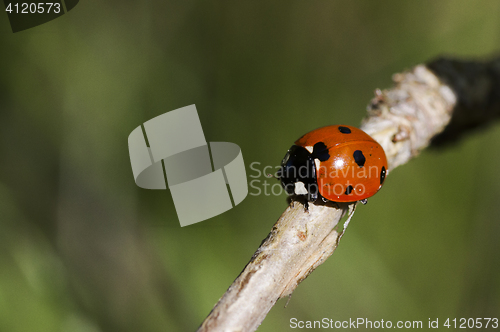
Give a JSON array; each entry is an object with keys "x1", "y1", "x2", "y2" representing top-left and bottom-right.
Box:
[{"x1": 197, "y1": 57, "x2": 500, "y2": 332}]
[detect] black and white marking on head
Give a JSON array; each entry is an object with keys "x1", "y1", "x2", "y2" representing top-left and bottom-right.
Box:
[
  {"x1": 294, "y1": 181, "x2": 309, "y2": 195},
  {"x1": 353, "y1": 150, "x2": 366, "y2": 167},
  {"x1": 278, "y1": 144, "x2": 319, "y2": 202},
  {"x1": 338, "y1": 126, "x2": 351, "y2": 134}
]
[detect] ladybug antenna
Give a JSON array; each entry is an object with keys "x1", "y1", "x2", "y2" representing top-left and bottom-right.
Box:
[{"x1": 267, "y1": 169, "x2": 281, "y2": 180}]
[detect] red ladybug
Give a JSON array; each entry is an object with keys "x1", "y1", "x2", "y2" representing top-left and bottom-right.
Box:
[{"x1": 278, "y1": 125, "x2": 388, "y2": 206}]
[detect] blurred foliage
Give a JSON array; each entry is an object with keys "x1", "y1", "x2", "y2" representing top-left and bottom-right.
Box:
[{"x1": 1, "y1": 1, "x2": 500, "y2": 331}]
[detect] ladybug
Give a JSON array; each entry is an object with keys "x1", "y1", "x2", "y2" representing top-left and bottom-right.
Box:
[{"x1": 277, "y1": 125, "x2": 388, "y2": 207}]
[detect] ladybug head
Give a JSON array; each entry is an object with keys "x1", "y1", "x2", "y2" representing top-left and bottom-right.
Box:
[{"x1": 277, "y1": 145, "x2": 319, "y2": 202}]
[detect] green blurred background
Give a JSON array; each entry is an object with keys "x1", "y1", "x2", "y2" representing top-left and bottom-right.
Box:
[{"x1": 1, "y1": 1, "x2": 500, "y2": 331}]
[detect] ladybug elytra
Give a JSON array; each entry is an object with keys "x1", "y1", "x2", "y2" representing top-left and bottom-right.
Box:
[{"x1": 277, "y1": 125, "x2": 388, "y2": 205}]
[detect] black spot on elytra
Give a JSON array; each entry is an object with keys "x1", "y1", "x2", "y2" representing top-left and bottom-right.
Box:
[
  {"x1": 353, "y1": 150, "x2": 366, "y2": 167},
  {"x1": 345, "y1": 185, "x2": 354, "y2": 195},
  {"x1": 380, "y1": 166, "x2": 386, "y2": 185},
  {"x1": 338, "y1": 126, "x2": 351, "y2": 134},
  {"x1": 312, "y1": 142, "x2": 330, "y2": 161}
]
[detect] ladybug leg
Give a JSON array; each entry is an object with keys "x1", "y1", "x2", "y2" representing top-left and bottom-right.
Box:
[
  {"x1": 284, "y1": 294, "x2": 293, "y2": 308},
  {"x1": 336, "y1": 202, "x2": 358, "y2": 244},
  {"x1": 303, "y1": 200, "x2": 309, "y2": 212},
  {"x1": 360, "y1": 199, "x2": 368, "y2": 205}
]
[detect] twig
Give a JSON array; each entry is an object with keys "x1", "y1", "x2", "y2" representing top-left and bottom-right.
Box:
[{"x1": 197, "y1": 57, "x2": 500, "y2": 332}]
